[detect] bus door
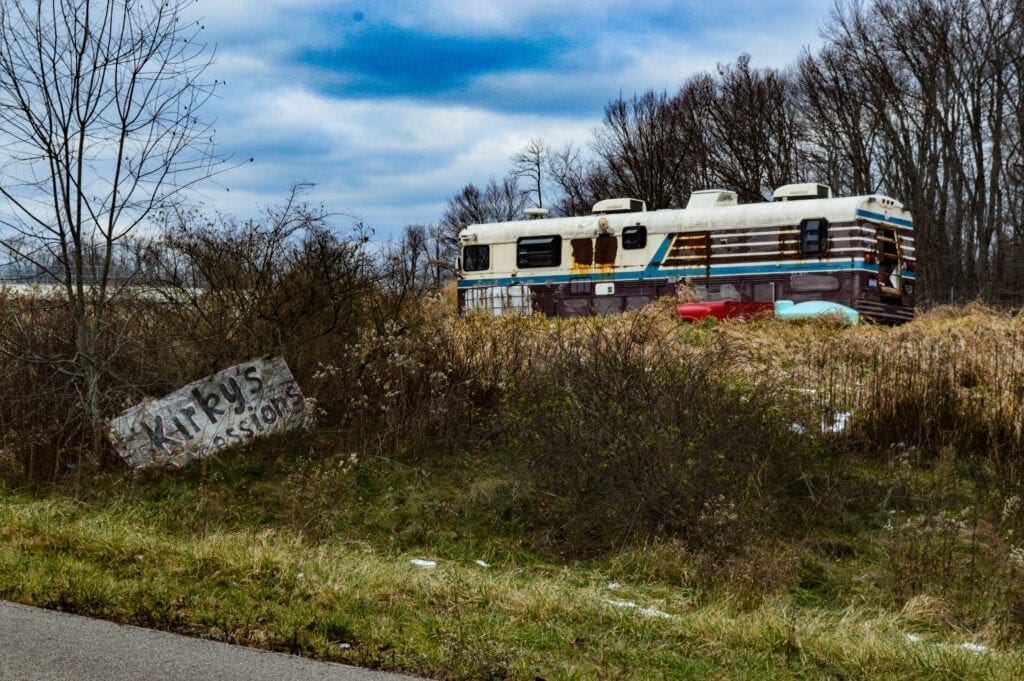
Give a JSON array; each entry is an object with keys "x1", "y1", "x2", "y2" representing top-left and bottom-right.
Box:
[{"x1": 874, "y1": 225, "x2": 902, "y2": 301}]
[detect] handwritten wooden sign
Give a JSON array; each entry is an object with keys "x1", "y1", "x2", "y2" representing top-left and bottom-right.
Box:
[{"x1": 109, "y1": 356, "x2": 311, "y2": 468}]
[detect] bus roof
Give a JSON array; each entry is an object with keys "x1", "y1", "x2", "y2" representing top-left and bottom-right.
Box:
[{"x1": 459, "y1": 194, "x2": 911, "y2": 245}]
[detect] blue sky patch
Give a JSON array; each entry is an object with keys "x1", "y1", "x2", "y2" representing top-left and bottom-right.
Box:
[{"x1": 297, "y1": 25, "x2": 559, "y2": 100}]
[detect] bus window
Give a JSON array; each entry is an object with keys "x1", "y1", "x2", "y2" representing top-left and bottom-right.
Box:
[
  {"x1": 517, "y1": 235, "x2": 562, "y2": 268},
  {"x1": 799, "y1": 218, "x2": 829, "y2": 255},
  {"x1": 571, "y1": 238, "x2": 593, "y2": 266},
  {"x1": 622, "y1": 226, "x2": 647, "y2": 249},
  {"x1": 462, "y1": 245, "x2": 490, "y2": 272},
  {"x1": 595, "y1": 233, "x2": 617, "y2": 265}
]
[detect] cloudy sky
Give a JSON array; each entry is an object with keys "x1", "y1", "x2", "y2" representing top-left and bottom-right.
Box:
[{"x1": 189, "y1": 1, "x2": 830, "y2": 238}]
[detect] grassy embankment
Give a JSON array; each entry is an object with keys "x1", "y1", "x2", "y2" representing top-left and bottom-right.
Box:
[{"x1": 2, "y1": 302, "x2": 1024, "y2": 679}]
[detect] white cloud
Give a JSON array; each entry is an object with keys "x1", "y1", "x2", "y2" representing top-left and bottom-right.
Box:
[
  {"x1": 182, "y1": 0, "x2": 832, "y2": 238},
  {"x1": 203, "y1": 86, "x2": 596, "y2": 236}
]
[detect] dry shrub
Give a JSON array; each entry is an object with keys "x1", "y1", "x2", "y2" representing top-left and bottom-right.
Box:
[
  {"x1": 0, "y1": 288, "x2": 197, "y2": 478},
  {"x1": 499, "y1": 312, "x2": 819, "y2": 554},
  {"x1": 0, "y1": 194, "x2": 383, "y2": 480},
  {"x1": 153, "y1": 200, "x2": 379, "y2": 381},
  {"x1": 808, "y1": 306, "x2": 1024, "y2": 475},
  {"x1": 0, "y1": 290, "x2": 84, "y2": 478},
  {"x1": 886, "y1": 506, "x2": 980, "y2": 601},
  {"x1": 899, "y1": 594, "x2": 957, "y2": 631},
  {"x1": 308, "y1": 294, "x2": 528, "y2": 455}
]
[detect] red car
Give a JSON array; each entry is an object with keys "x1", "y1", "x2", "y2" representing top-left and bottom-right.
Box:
[{"x1": 674, "y1": 300, "x2": 774, "y2": 322}]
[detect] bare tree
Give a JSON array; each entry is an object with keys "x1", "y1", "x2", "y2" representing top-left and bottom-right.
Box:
[
  {"x1": 424, "y1": 222, "x2": 456, "y2": 287},
  {"x1": 0, "y1": 0, "x2": 232, "y2": 453},
  {"x1": 592, "y1": 91, "x2": 685, "y2": 209},
  {"x1": 797, "y1": 46, "x2": 882, "y2": 196},
  {"x1": 664, "y1": 74, "x2": 717, "y2": 204},
  {"x1": 817, "y1": 0, "x2": 1024, "y2": 303},
  {"x1": 511, "y1": 138, "x2": 547, "y2": 209},
  {"x1": 383, "y1": 223, "x2": 428, "y2": 303},
  {"x1": 441, "y1": 176, "x2": 528, "y2": 233},
  {"x1": 703, "y1": 55, "x2": 803, "y2": 202},
  {"x1": 442, "y1": 183, "x2": 489, "y2": 231},
  {"x1": 547, "y1": 142, "x2": 604, "y2": 216}
]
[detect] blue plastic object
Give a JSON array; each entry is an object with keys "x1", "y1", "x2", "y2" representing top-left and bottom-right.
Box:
[{"x1": 774, "y1": 300, "x2": 859, "y2": 325}]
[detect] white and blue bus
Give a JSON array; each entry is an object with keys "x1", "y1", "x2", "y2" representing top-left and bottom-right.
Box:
[{"x1": 456, "y1": 183, "x2": 916, "y2": 324}]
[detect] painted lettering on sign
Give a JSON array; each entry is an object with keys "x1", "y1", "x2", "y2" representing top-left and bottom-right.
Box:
[{"x1": 109, "y1": 356, "x2": 310, "y2": 469}]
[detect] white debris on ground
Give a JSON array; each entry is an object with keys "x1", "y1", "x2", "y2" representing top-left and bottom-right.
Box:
[
  {"x1": 603, "y1": 598, "x2": 674, "y2": 620},
  {"x1": 903, "y1": 633, "x2": 992, "y2": 654},
  {"x1": 785, "y1": 385, "x2": 855, "y2": 435},
  {"x1": 791, "y1": 410, "x2": 854, "y2": 436},
  {"x1": 822, "y1": 410, "x2": 853, "y2": 433},
  {"x1": 410, "y1": 559, "x2": 437, "y2": 568},
  {"x1": 961, "y1": 642, "x2": 989, "y2": 653},
  {"x1": 606, "y1": 582, "x2": 622, "y2": 589},
  {"x1": 475, "y1": 559, "x2": 490, "y2": 567}
]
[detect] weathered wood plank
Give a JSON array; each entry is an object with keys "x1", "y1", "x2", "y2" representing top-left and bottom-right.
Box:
[{"x1": 108, "y1": 356, "x2": 310, "y2": 469}]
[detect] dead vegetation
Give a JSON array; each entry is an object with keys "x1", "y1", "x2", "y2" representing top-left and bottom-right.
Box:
[{"x1": 2, "y1": 273, "x2": 1024, "y2": 644}]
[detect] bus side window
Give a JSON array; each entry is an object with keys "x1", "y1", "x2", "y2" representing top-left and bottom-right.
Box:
[
  {"x1": 622, "y1": 226, "x2": 647, "y2": 249},
  {"x1": 799, "y1": 218, "x2": 829, "y2": 255},
  {"x1": 595, "y1": 233, "x2": 617, "y2": 265},
  {"x1": 517, "y1": 236, "x2": 562, "y2": 268},
  {"x1": 571, "y1": 238, "x2": 593, "y2": 266},
  {"x1": 462, "y1": 245, "x2": 490, "y2": 272}
]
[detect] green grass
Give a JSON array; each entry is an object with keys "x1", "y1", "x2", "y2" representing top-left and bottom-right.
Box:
[{"x1": 1, "y1": 443, "x2": 1022, "y2": 680}]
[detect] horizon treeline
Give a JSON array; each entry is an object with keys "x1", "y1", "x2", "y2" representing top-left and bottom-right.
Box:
[{"x1": 432, "y1": 0, "x2": 1024, "y2": 306}]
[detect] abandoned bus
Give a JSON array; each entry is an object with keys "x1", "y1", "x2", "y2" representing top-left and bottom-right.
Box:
[{"x1": 456, "y1": 183, "x2": 916, "y2": 324}]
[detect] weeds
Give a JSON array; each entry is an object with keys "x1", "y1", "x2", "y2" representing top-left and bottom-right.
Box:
[
  {"x1": 501, "y1": 317, "x2": 818, "y2": 554},
  {"x1": 5, "y1": 293, "x2": 1024, "y2": 672}
]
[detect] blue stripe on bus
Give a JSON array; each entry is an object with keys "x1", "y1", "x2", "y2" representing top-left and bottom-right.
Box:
[
  {"x1": 458, "y1": 260, "x2": 916, "y2": 288},
  {"x1": 856, "y1": 209, "x2": 914, "y2": 229}
]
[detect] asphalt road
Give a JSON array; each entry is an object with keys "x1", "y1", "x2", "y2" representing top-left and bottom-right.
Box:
[{"x1": 0, "y1": 601, "x2": 420, "y2": 680}]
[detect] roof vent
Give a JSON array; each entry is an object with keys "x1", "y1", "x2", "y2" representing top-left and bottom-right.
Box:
[
  {"x1": 592, "y1": 198, "x2": 646, "y2": 214},
  {"x1": 686, "y1": 189, "x2": 738, "y2": 209},
  {"x1": 772, "y1": 183, "x2": 832, "y2": 202},
  {"x1": 524, "y1": 207, "x2": 549, "y2": 219}
]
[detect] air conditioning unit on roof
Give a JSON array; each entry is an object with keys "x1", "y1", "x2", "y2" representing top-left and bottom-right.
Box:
[
  {"x1": 772, "y1": 183, "x2": 833, "y2": 201},
  {"x1": 686, "y1": 189, "x2": 738, "y2": 209},
  {"x1": 592, "y1": 198, "x2": 646, "y2": 214}
]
